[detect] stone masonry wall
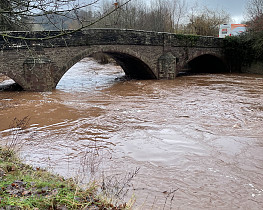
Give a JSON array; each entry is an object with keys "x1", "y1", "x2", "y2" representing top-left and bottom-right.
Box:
[{"x1": 0, "y1": 29, "x2": 225, "y2": 91}]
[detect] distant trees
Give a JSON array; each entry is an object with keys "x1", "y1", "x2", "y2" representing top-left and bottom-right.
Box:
[
  {"x1": 245, "y1": 0, "x2": 263, "y2": 60},
  {"x1": 224, "y1": 0, "x2": 263, "y2": 72},
  {"x1": 83, "y1": 0, "x2": 229, "y2": 36},
  {"x1": 90, "y1": 0, "x2": 188, "y2": 33},
  {"x1": 0, "y1": 0, "x2": 233, "y2": 37},
  {"x1": 0, "y1": 0, "x2": 101, "y2": 31},
  {"x1": 187, "y1": 6, "x2": 231, "y2": 36},
  {"x1": 0, "y1": 0, "x2": 133, "y2": 39},
  {"x1": 246, "y1": 0, "x2": 263, "y2": 31}
]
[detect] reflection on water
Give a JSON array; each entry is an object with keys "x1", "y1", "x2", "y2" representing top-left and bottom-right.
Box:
[{"x1": 0, "y1": 58, "x2": 263, "y2": 209}]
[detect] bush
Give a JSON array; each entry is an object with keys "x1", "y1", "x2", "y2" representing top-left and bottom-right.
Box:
[{"x1": 223, "y1": 30, "x2": 263, "y2": 72}]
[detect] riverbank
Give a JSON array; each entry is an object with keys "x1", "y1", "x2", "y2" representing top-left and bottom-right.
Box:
[
  {"x1": 0, "y1": 147, "x2": 131, "y2": 209},
  {"x1": 242, "y1": 61, "x2": 263, "y2": 75}
]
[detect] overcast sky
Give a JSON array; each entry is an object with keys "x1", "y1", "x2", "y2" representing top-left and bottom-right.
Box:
[{"x1": 185, "y1": 0, "x2": 248, "y2": 23}]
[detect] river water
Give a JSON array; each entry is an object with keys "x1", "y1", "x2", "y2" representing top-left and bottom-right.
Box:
[{"x1": 0, "y1": 58, "x2": 263, "y2": 209}]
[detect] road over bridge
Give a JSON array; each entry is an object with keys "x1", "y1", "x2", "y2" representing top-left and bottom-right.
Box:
[{"x1": 0, "y1": 29, "x2": 228, "y2": 91}]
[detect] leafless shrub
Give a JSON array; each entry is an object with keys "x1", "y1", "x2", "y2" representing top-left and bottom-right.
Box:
[
  {"x1": 74, "y1": 137, "x2": 114, "y2": 187},
  {"x1": 162, "y1": 188, "x2": 179, "y2": 210},
  {"x1": 5, "y1": 116, "x2": 31, "y2": 153},
  {"x1": 101, "y1": 167, "x2": 140, "y2": 204},
  {"x1": 80, "y1": 141, "x2": 105, "y2": 177}
]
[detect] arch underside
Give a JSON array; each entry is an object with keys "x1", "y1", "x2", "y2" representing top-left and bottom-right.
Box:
[
  {"x1": 182, "y1": 54, "x2": 228, "y2": 75},
  {"x1": 55, "y1": 47, "x2": 157, "y2": 87},
  {"x1": 104, "y1": 52, "x2": 156, "y2": 79},
  {"x1": 0, "y1": 72, "x2": 22, "y2": 90}
]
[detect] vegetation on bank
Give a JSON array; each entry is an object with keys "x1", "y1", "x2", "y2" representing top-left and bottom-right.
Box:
[
  {"x1": 223, "y1": 30, "x2": 263, "y2": 73},
  {"x1": 0, "y1": 147, "x2": 132, "y2": 209},
  {"x1": 223, "y1": 0, "x2": 263, "y2": 73}
]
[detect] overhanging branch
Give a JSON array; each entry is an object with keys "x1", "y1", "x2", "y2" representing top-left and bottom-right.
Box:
[{"x1": 0, "y1": 0, "x2": 133, "y2": 41}]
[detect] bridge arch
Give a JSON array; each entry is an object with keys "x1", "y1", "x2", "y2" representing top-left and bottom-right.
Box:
[
  {"x1": 0, "y1": 29, "x2": 229, "y2": 91},
  {"x1": 0, "y1": 73, "x2": 22, "y2": 90},
  {"x1": 0, "y1": 72, "x2": 24, "y2": 90},
  {"x1": 184, "y1": 54, "x2": 228, "y2": 74},
  {"x1": 54, "y1": 46, "x2": 157, "y2": 87}
]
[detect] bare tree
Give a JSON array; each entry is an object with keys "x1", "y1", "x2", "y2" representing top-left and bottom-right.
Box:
[
  {"x1": 246, "y1": 0, "x2": 263, "y2": 31},
  {"x1": 188, "y1": 6, "x2": 231, "y2": 36},
  {"x1": 88, "y1": 0, "x2": 187, "y2": 33},
  {"x1": 247, "y1": 0, "x2": 263, "y2": 19},
  {"x1": 94, "y1": 0, "x2": 149, "y2": 29},
  {"x1": 0, "y1": 0, "x2": 133, "y2": 40},
  {"x1": 172, "y1": 0, "x2": 187, "y2": 33}
]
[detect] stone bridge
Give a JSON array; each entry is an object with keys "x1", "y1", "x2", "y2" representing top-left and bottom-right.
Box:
[{"x1": 0, "y1": 29, "x2": 228, "y2": 91}]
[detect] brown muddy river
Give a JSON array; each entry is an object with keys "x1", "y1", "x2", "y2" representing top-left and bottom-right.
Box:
[{"x1": 0, "y1": 58, "x2": 263, "y2": 209}]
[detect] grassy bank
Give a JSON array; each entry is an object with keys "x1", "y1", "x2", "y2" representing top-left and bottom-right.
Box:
[{"x1": 0, "y1": 147, "x2": 131, "y2": 209}]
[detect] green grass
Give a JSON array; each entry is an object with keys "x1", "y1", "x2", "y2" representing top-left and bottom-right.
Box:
[{"x1": 0, "y1": 147, "x2": 131, "y2": 209}]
